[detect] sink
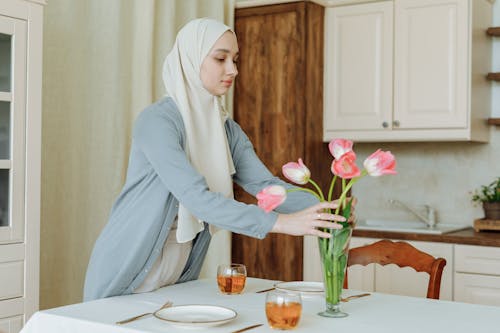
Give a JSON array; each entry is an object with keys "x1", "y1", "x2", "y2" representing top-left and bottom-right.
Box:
[{"x1": 355, "y1": 219, "x2": 468, "y2": 235}]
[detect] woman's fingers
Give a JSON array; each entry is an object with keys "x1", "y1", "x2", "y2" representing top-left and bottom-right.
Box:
[
  {"x1": 332, "y1": 196, "x2": 357, "y2": 209},
  {"x1": 313, "y1": 220, "x2": 343, "y2": 230},
  {"x1": 314, "y1": 212, "x2": 346, "y2": 222},
  {"x1": 310, "y1": 222, "x2": 342, "y2": 238},
  {"x1": 310, "y1": 201, "x2": 339, "y2": 212},
  {"x1": 311, "y1": 229, "x2": 332, "y2": 238}
]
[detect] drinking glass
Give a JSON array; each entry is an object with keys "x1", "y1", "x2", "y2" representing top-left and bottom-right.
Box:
[
  {"x1": 216, "y1": 263, "x2": 247, "y2": 294},
  {"x1": 265, "y1": 290, "x2": 302, "y2": 330}
]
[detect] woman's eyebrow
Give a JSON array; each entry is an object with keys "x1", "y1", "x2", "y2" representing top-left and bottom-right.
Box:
[{"x1": 213, "y1": 49, "x2": 239, "y2": 56}]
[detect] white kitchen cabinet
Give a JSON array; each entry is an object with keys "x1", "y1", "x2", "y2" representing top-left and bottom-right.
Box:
[
  {"x1": 0, "y1": 316, "x2": 23, "y2": 333},
  {"x1": 323, "y1": 0, "x2": 492, "y2": 142},
  {"x1": 0, "y1": 0, "x2": 44, "y2": 331},
  {"x1": 454, "y1": 244, "x2": 500, "y2": 306},
  {"x1": 347, "y1": 237, "x2": 454, "y2": 300},
  {"x1": 323, "y1": 1, "x2": 393, "y2": 133}
]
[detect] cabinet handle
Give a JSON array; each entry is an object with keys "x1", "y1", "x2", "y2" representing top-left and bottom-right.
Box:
[
  {"x1": 393, "y1": 120, "x2": 400, "y2": 127},
  {"x1": 382, "y1": 121, "x2": 389, "y2": 128}
]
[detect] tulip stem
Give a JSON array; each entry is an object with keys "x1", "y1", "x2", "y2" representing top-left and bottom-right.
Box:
[
  {"x1": 287, "y1": 187, "x2": 322, "y2": 201},
  {"x1": 327, "y1": 175, "x2": 337, "y2": 202},
  {"x1": 334, "y1": 170, "x2": 366, "y2": 216},
  {"x1": 308, "y1": 179, "x2": 325, "y2": 202}
]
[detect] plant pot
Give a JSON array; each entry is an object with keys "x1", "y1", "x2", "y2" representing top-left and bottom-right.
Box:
[{"x1": 483, "y1": 202, "x2": 500, "y2": 220}]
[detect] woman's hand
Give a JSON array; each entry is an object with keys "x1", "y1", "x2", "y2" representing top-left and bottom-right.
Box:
[
  {"x1": 333, "y1": 196, "x2": 357, "y2": 224},
  {"x1": 271, "y1": 201, "x2": 346, "y2": 238}
]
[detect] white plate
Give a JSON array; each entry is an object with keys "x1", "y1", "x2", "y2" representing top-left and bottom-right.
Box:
[
  {"x1": 274, "y1": 281, "x2": 324, "y2": 296},
  {"x1": 154, "y1": 305, "x2": 237, "y2": 328}
]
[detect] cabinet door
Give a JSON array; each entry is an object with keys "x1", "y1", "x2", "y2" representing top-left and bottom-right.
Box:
[
  {"x1": 324, "y1": 2, "x2": 393, "y2": 133},
  {"x1": 394, "y1": 0, "x2": 468, "y2": 129},
  {"x1": 0, "y1": 315, "x2": 23, "y2": 333},
  {"x1": 232, "y1": 3, "x2": 308, "y2": 281},
  {"x1": 0, "y1": 15, "x2": 26, "y2": 244},
  {"x1": 455, "y1": 273, "x2": 500, "y2": 306},
  {"x1": 455, "y1": 244, "x2": 500, "y2": 276}
]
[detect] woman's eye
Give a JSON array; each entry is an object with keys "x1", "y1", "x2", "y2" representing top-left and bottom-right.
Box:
[{"x1": 216, "y1": 58, "x2": 225, "y2": 62}]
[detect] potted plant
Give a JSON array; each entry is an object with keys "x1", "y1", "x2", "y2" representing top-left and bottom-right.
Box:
[{"x1": 472, "y1": 177, "x2": 500, "y2": 220}]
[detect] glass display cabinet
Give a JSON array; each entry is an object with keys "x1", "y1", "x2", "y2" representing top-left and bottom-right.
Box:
[
  {"x1": 0, "y1": 16, "x2": 26, "y2": 244},
  {"x1": 0, "y1": 1, "x2": 44, "y2": 332}
]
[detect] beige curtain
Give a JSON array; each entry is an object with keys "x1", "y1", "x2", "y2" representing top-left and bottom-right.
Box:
[{"x1": 41, "y1": 0, "x2": 235, "y2": 309}]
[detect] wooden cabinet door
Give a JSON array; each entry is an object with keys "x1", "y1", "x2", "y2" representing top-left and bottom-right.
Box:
[
  {"x1": 232, "y1": 2, "x2": 306, "y2": 281},
  {"x1": 232, "y1": 2, "x2": 327, "y2": 281},
  {"x1": 394, "y1": 0, "x2": 468, "y2": 129}
]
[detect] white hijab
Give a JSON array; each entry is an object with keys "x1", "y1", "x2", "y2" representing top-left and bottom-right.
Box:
[{"x1": 162, "y1": 18, "x2": 236, "y2": 243}]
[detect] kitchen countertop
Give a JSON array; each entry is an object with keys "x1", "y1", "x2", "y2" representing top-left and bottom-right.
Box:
[{"x1": 353, "y1": 227, "x2": 500, "y2": 247}]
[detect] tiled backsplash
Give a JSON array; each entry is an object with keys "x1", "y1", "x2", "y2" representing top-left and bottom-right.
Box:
[{"x1": 353, "y1": 129, "x2": 500, "y2": 226}]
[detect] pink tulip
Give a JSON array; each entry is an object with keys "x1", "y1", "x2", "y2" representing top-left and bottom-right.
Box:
[
  {"x1": 329, "y1": 139, "x2": 354, "y2": 159},
  {"x1": 331, "y1": 151, "x2": 361, "y2": 179},
  {"x1": 256, "y1": 185, "x2": 287, "y2": 212},
  {"x1": 363, "y1": 149, "x2": 397, "y2": 176},
  {"x1": 282, "y1": 158, "x2": 311, "y2": 185}
]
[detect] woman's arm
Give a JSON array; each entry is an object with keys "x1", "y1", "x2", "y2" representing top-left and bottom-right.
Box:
[
  {"x1": 225, "y1": 119, "x2": 318, "y2": 213},
  {"x1": 134, "y1": 107, "x2": 276, "y2": 239}
]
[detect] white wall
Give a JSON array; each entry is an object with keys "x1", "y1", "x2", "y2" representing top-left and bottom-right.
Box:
[{"x1": 353, "y1": 2, "x2": 500, "y2": 226}]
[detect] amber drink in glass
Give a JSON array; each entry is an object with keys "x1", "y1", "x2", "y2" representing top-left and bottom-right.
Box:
[
  {"x1": 216, "y1": 263, "x2": 247, "y2": 294},
  {"x1": 265, "y1": 290, "x2": 302, "y2": 330}
]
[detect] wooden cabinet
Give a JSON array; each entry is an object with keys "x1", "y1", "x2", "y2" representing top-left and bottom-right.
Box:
[
  {"x1": 343, "y1": 237, "x2": 454, "y2": 300},
  {"x1": 454, "y1": 244, "x2": 500, "y2": 306},
  {"x1": 323, "y1": 0, "x2": 492, "y2": 142},
  {"x1": 0, "y1": 0, "x2": 43, "y2": 330},
  {"x1": 232, "y1": 2, "x2": 332, "y2": 281}
]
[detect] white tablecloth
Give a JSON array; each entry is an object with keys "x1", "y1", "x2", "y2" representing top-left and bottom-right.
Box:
[{"x1": 21, "y1": 278, "x2": 500, "y2": 333}]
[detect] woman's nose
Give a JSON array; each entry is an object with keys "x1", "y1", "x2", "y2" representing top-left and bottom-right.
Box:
[{"x1": 227, "y1": 62, "x2": 238, "y2": 76}]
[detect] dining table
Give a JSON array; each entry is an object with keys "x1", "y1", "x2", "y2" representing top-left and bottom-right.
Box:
[{"x1": 20, "y1": 277, "x2": 500, "y2": 333}]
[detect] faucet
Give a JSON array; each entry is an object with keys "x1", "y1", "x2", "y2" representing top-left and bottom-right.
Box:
[{"x1": 388, "y1": 199, "x2": 436, "y2": 228}]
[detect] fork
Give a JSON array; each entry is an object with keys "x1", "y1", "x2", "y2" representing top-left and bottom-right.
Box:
[{"x1": 115, "y1": 301, "x2": 173, "y2": 325}]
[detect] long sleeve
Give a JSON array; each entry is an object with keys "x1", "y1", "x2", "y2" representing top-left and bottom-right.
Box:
[
  {"x1": 133, "y1": 103, "x2": 277, "y2": 239},
  {"x1": 225, "y1": 119, "x2": 319, "y2": 212}
]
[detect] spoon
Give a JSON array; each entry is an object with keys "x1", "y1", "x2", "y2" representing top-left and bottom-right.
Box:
[{"x1": 116, "y1": 301, "x2": 173, "y2": 324}]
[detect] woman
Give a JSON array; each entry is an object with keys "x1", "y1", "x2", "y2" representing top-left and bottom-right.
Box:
[{"x1": 83, "y1": 18, "x2": 346, "y2": 301}]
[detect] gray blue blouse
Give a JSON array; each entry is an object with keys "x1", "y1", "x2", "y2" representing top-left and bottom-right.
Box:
[{"x1": 83, "y1": 97, "x2": 317, "y2": 301}]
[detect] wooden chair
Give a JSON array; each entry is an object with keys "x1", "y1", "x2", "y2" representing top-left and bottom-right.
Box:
[{"x1": 344, "y1": 239, "x2": 447, "y2": 299}]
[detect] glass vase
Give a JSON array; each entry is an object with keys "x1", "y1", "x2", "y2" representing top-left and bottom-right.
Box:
[{"x1": 317, "y1": 226, "x2": 353, "y2": 318}]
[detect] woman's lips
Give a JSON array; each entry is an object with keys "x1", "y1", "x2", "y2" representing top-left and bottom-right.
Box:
[{"x1": 222, "y1": 80, "x2": 233, "y2": 86}]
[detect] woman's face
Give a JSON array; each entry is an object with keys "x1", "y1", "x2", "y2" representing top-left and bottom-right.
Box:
[{"x1": 200, "y1": 31, "x2": 239, "y2": 96}]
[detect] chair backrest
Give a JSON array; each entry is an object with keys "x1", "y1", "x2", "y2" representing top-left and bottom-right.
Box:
[{"x1": 345, "y1": 239, "x2": 447, "y2": 299}]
